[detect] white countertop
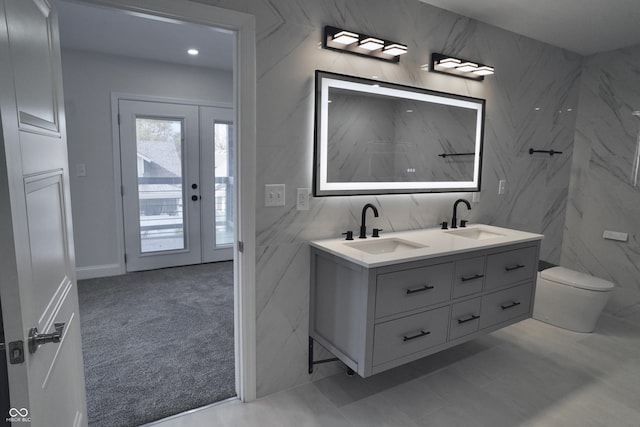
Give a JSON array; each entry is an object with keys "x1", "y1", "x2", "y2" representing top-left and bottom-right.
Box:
[{"x1": 309, "y1": 224, "x2": 544, "y2": 268}]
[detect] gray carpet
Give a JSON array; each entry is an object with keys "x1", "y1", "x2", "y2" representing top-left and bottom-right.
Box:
[{"x1": 78, "y1": 262, "x2": 235, "y2": 427}]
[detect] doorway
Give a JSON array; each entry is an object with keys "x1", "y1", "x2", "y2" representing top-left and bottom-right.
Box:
[
  {"x1": 119, "y1": 99, "x2": 234, "y2": 271},
  {"x1": 55, "y1": 0, "x2": 258, "y2": 422}
]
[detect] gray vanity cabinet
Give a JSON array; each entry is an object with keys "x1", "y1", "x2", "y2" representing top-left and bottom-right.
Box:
[{"x1": 310, "y1": 240, "x2": 541, "y2": 377}]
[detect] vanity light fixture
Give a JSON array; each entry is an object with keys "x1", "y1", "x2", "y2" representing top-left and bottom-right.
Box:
[
  {"x1": 430, "y1": 53, "x2": 494, "y2": 81},
  {"x1": 323, "y1": 26, "x2": 408, "y2": 63}
]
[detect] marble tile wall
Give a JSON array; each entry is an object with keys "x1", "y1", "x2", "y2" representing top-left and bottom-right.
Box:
[
  {"x1": 561, "y1": 45, "x2": 640, "y2": 314},
  {"x1": 193, "y1": 0, "x2": 582, "y2": 397}
]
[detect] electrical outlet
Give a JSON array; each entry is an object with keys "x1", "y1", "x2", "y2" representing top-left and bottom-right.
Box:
[
  {"x1": 296, "y1": 188, "x2": 310, "y2": 211},
  {"x1": 498, "y1": 179, "x2": 506, "y2": 195},
  {"x1": 472, "y1": 192, "x2": 480, "y2": 203},
  {"x1": 76, "y1": 163, "x2": 86, "y2": 177},
  {"x1": 603, "y1": 230, "x2": 628, "y2": 242},
  {"x1": 265, "y1": 184, "x2": 285, "y2": 207}
]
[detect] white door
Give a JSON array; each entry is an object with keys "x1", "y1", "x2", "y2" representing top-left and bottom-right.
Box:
[
  {"x1": 0, "y1": 1, "x2": 87, "y2": 426},
  {"x1": 119, "y1": 100, "x2": 234, "y2": 271}
]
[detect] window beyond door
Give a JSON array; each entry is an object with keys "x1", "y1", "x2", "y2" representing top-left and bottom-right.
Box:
[{"x1": 136, "y1": 117, "x2": 186, "y2": 253}]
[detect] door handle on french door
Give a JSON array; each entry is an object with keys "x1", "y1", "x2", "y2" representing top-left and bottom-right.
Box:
[
  {"x1": 191, "y1": 195, "x2": 200, "y2": 201},
  {"x1": 192, "y1": 183, "x2": 198, "y2": 189},
  {"x1": 28, "y1": 322, "x2": 65, "y2": 354}
]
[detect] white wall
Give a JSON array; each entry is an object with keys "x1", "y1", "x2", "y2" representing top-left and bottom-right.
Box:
[{"x1": 62, "y1": 49, "x2": 233, "y2": 277}]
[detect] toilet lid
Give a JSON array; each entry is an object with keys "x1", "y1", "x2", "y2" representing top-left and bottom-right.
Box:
[{"x1": 540, "y1": 266, "x2": 614, "y2": 291}]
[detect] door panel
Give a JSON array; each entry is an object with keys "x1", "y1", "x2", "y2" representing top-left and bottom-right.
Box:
[
  {"x1": 120, "y1": 100, "x2": 201, "y2": 271},
  {"x1": 0, "y1": 0, "x2": 87, "y2": 425},
  {"x1": 5, "y1": 0, "x2": 59, "y2": 132},
  {"x1": 200, "y1": 106, "x2": 234, "y2": 263}
]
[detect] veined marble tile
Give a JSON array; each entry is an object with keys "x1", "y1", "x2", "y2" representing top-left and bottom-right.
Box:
[
  {"x1": 562, "y1": 45, "x2": 640, "y2": 293},
  {"x1": 195, "y1": 0, "x2": 583, "y2": 397}
]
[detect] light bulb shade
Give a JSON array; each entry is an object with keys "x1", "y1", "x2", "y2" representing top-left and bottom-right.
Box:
[
  {"x1": 383, "y1": 44, "x2": 408, "y2": 56},
  {"x1": 359, "y1": 37, "x2": 384, "y2": 50},
  {"x1": 332, "y1": 30, "x2": 359, "y2": 45},
  {"x1": 437, "y1": 57, "x2": 461, "y2": 68},
  {"x1": 455, "y1": 62, "x2": 478, "y2": 72},
  {"x1": 472, "y1": 66, "x2": 494, "y2": 76}
]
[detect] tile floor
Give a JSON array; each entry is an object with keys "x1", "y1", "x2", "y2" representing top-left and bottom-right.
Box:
[{"x1": 146, "y1": 313, "x2": 640, "y2": 427}]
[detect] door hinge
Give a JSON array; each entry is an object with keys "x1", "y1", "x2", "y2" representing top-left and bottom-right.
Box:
[
  {"x1": 117, "y1": 113, "x2": 120, "y2": 125},
  {"x1": 121, "y1": 185, "x2": 124, "y2": 196},
  {"x1": 238, "y1": 241, "x2": 244, "y2": 253},
  {"x1": 124, "y1": 253, "x2": 127, "y2": 263}
]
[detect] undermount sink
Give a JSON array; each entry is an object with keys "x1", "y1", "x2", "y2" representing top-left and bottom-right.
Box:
[
  {"x1": 345, "y1": 238, "x2": 427, "y2": 254},
  {"x1": 445, "y1": 227, "x2": 505, "y2": 240}
]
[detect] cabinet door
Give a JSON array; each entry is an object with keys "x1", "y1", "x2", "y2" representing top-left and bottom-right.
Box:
[
  {"x1": 485, "y1": 246, "x2": 537, "y2": 290},
  {"x1": 450, "y1": 298, "x2": 481, "y2": 340},
  {"x1": 452, "y1": 256, "x2": 486, "y2": 298},
  {"x1": 479, "y1": 283, "x2": 533, "y2": 329},
  {"x1": 376, "y1": 262, "x2": 454, "y2": 318},
  {"x1": 373, "y1": 306, "x2": 449, "y2": 366}
]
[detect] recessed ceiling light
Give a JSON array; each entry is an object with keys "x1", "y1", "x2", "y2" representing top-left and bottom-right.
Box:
[{"x1": 187, "y1": 48, "x2": 199, "y2": 56}]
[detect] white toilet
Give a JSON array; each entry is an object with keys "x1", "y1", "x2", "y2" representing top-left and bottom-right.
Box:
[{"x1": 533, "y1": 266, "x2": 614, "y2": 333}]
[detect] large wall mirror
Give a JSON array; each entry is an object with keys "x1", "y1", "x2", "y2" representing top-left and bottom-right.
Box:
[{"x1": 314, "y1": 70, "x2": 485, "y2": 196}]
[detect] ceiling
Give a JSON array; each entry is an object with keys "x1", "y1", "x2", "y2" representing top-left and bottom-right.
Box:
[
  {"x1": 56, "y1": 0, "x2": 234, "y2": 70},
  {"x1": 56, "y1": 0, "x2": 640, "y2": 67},
  {"x1": 419, "y1": 0, "x2": 640, "y2": 55}
]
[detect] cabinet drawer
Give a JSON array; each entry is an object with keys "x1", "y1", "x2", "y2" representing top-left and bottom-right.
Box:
[
  {"x1": 485, "y1": 246, "x2": 537, "y2": 290},
  {"x1": 376, "y1": 262, "x2": 454, "y2": 318},
  {"x1": 450, "y1": 298, "x2": 481, "y2": 340},
  {"x1": 452, "y1": 256, "x2": 486, "y2": 298},
  {"x1": 373, "y1": 306, "x2": 449, "y2": 366},
  {"x1": 479, "y1": 283, "x2": 533, "y2": 329}
]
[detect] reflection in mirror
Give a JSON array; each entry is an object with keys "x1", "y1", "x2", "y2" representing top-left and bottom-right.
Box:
[{"x1": 314, "y1": 71, "x2": 485, "y2": 196}]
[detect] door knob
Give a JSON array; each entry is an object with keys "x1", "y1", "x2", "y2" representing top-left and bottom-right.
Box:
[
  {"x1": 28, "y1": 322, "x2": 65, "y2": 354},
  {"x1": 191, "y1": 195, "x2": 199, "y2": 201},
  {"x1": 192, "y1": 183, "x2": 198, "y2": 189}
]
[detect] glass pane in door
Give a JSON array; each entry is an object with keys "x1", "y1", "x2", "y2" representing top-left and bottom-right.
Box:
[
  {"x1": 135, "y1": 117, "x2": 185, "y2": 253},
  {"x1": 214, "y1": 121, "x2": 233, "y2": 246}
]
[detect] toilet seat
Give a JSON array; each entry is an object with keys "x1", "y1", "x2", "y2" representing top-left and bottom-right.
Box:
[{"x1": 540, "y1": 267, "x2": 614, "y2": 292}]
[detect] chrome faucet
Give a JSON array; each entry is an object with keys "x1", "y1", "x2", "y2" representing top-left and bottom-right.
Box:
[
  {"x1": 359, "y1": 203, "x2": 379, "y2": 238},
  {"x1": 451, "y1": 199, "x2": 471, "y2": 228}
]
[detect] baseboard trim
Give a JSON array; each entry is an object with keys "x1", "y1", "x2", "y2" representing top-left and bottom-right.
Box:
[{"x1": 76, "y1": 263, "x2": 123, "y2": 280}]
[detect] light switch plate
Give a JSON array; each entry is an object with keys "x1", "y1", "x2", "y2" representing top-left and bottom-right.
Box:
[
  {"x1": 265, "y1": 184, "x2": 285, "y2": 207},
  {"x1": 296, "y1": 188, "x2": 310, "y2": 211},
  {"x1": 498, "y1": 179, "x2": 506, "y2": 195}
]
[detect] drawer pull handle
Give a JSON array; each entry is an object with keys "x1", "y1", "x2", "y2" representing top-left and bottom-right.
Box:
[
  {"x1": 505, "y1": 264, "x2": 525, "y2": 272},
  {"x1": 461, "y1": 273, "x2": 484, "y2": 282},
  {"x1": 457, "y1": 314, "x2": 480, "y2": 324},
  {"x1": 403, "y1": 330, "x2": 431, "y2": 342},
  {"x1": 501, "y1": 301, "x2": 521, "y2": 310},
  {"x1": 406, "y1": 285, "x2": 434, "y2": 295}
]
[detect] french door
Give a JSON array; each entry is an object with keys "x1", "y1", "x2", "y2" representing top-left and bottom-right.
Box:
[{"x1": 119, "y1": 99, "x2": 233, "y2": 272}]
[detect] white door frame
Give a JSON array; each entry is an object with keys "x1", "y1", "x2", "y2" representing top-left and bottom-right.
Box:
[{"x1": 72, "y1": 0, "x2": 256, "y2": 402}]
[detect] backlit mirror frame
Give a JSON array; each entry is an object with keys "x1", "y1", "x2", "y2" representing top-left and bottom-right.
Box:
[{"x1": 313, "y1": 70, "x2": 485, "y2": 196}]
